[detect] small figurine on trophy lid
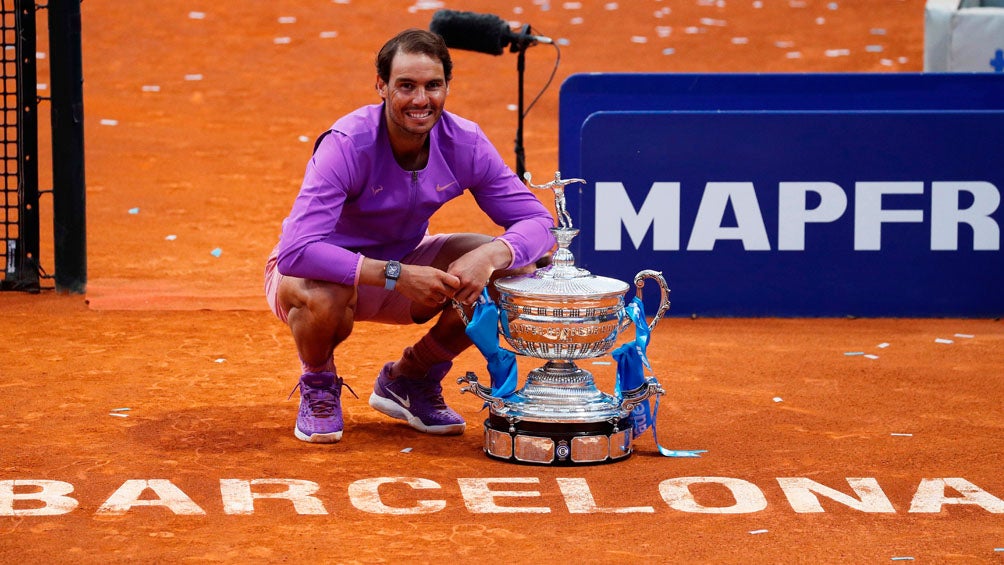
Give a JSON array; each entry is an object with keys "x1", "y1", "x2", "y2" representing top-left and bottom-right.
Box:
[
  {"x1": 457, "y1": 170, "x2": 671, "y2": 466},
  {"x1": 525, "y1": 171, "x2": 577, "y2": 230}
]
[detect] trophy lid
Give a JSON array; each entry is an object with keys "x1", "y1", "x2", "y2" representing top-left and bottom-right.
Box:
[{"x1": 495, "y1": 266, "x2": 629, "y2": 299}]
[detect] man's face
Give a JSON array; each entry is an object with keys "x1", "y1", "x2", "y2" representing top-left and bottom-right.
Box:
[{"x1": 377, "y1": 50, "x2": 448, "y2": 139}]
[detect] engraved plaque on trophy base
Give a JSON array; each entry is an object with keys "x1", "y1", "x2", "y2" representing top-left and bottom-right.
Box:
[{"x1": 482, "y1": 414, "x2": 634, "y2": 466}]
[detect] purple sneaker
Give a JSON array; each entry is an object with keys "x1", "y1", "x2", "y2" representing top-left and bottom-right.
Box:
[
  {"x1": 368, "y1": 361, "x2": 466, "y2": 435},
  {"x1": 289, "y1": 372, "x2": 356, "y2": 443}
]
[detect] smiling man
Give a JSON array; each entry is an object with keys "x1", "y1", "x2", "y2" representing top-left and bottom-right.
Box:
[{"x1": 264, "y1": 29, "x2": 555, "y2": 443}]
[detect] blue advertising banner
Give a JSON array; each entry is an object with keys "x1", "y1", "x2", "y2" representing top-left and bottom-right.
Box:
[
  {"x1": 558, "y1": 73, "x2": 1004, "y2": 317},
  {"x1": 574, "y1": 110, "x2": 1002, "y2": 317}
]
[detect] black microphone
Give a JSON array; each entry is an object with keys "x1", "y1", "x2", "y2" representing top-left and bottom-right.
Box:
[{"x1": 430, "y1": 9, "x2": 552, "y2": 56}]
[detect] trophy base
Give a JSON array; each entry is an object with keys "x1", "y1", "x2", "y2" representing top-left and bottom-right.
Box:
[{"x1": 481, "y1": 414, "x2": 634, "y2": 466}]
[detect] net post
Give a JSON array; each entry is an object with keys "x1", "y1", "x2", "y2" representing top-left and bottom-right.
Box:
[{"x1": 47, "y1": 0, "x2": 86, "y2": 293}]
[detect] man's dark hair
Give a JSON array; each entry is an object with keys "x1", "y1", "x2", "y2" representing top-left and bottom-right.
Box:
[{"x1": 376, "y1": 29, "x2": 453, "y2": 83}]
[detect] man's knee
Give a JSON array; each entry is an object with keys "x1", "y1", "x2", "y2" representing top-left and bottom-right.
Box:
[{"x1": 281, "y1": 278, "x2": 356, "y2": 325}]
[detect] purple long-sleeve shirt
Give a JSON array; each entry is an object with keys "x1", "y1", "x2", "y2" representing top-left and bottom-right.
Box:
[{"x1": 275, "y1": 103, "x2": 556, "y2": 286}]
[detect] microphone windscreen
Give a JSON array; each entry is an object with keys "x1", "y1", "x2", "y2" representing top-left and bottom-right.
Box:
[{"x1": 430, "y1": 10, "x2": 508, "y2": 56}]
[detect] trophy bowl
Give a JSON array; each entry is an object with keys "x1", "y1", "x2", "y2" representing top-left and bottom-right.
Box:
[{"x1": 495, "y1": 272, "x2": 629, "y2": 360}]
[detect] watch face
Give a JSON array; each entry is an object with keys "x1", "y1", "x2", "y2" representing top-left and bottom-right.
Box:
[{"x1": 386, "y1": 261, "x2": 401, "y2": 279}]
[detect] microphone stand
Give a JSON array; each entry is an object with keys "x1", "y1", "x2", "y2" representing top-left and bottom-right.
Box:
[{"x1": 512, "y1": 25, "x2": 532, "y2": 179}]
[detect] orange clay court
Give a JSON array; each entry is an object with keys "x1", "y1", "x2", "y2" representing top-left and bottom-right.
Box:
[{"x1": 2, "y1": 1, "x2": 1003, "y2": 563}]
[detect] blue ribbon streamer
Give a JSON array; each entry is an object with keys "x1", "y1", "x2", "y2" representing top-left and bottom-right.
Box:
[
  {"x1": 464, "y1": 289, "x2": 518, "y2": 399},
  {"x1": 614, "y1": 297, "x2": 707, "y2": 458}
]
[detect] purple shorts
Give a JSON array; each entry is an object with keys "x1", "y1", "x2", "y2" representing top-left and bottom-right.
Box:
[{"x1": 264, "y1": 233, "x2": 452, "y2": 326}]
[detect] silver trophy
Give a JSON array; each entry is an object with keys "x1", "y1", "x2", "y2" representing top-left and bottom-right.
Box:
[{"x1": 457, "y1": 171, "x2": 670, "y2": 465}]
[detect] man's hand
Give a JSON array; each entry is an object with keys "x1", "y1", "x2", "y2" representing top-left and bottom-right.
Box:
[
  {"x1": 396, "y1": 264, "x2": 461, "y2": 307},
  {"x1": 447, "y1": 240, "x2": 512, "y2": 306}
]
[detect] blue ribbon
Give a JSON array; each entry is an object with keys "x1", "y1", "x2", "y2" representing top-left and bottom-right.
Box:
[
  {"x1": 613, "y1": 297, "x2": 707, "y2": 458},
  {"x1": 464, "y1": 289, "x2": 519, "y2": 399}
]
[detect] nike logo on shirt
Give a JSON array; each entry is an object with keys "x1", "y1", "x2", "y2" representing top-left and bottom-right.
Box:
[{"x1": 435, "y1": 181, "x2": 457, "y2": 192}]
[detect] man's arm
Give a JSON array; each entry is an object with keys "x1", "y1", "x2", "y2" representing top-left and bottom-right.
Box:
[
  {"x1": 466, "y1": 126, "x2": 556, "y2": 270},
  {"x1": 276, "y1": 133, "x2": 363, "y2": 286},
  {"x1": 357, "y1": 256, "x2": 463, "y2": 308}
]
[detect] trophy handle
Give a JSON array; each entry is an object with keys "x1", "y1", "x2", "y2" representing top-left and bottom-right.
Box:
[
  {"x1": 457, "y1": 372, "x2": 509, "y2": 412},
  {"x1": 617, "y1": 377, "x2": 665, "y2": 419},
  {"x1": 633, "y1": 270, "x2": 671, "y2": 332}
]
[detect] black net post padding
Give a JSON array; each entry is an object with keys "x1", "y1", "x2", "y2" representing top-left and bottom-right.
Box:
[{"x1": 48, "y1": 0, "x2": 86, "y2": 294}]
